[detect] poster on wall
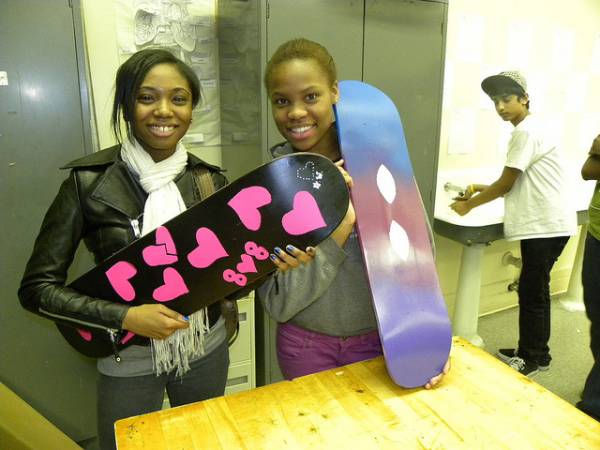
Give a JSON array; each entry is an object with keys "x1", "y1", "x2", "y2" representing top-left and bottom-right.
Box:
[{"x1": 115, "y1": 0, "x2": 221, "y2": 146}]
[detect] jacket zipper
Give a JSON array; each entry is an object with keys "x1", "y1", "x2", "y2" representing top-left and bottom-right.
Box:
[
  {"x1": 39, "y1": 307, "x2": 122, "y2": 362},
  {"x1": 130, "y1": 216, "x2": 142, "y2": 239},
  {"x1": 107, "y1": 329, "x2": 122, "y2": 362}
]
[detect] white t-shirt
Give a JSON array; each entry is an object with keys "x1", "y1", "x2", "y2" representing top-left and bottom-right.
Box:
[{"x1": 503, "y1": 114, "x2": 577, "y2": 241}]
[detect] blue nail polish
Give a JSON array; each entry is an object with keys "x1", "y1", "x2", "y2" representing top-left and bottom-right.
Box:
[
  {"x1": 274, "y1": 247, "x2": 282, "y2": 254},
  {"x1": 183, "y1": 315, "x2": 189, "y2": 321},
  {"x1": 286, "y1": 244, "x2": 295, "y2": 252},
  {"x1": 269, "y1": 254, "x2": 277, "y2": 261}
]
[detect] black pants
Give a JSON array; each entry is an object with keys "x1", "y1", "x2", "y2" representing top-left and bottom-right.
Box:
[
  {"x1": 97, "y1": 336, "x2": 229, "y2": 450},
  {"x1": 517, "y1": 236, "x2": 569, "y2": 364},
  {"x1": 580, "y1": 233, "x2": 600, "y2": 419}
]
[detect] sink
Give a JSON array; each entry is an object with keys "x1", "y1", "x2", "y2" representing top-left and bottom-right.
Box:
[{"x1": 434, "y1": 168, "x2": 504, "y2": 245}]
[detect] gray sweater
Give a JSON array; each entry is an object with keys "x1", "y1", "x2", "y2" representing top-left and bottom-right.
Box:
[{"x1": 256, "y1": 143, "x2": 377, "y2": 336}]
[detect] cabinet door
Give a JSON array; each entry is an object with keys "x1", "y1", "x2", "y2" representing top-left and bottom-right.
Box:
[
  {"x1": 364, "y1": 0, "x2": 447, "y2": 218},
  {"x1": 264, "y1": 0, "x2": 364, "y2": 153},
  {"x1": 0, "y1": 0, "x2": 96, "y2": 442}
]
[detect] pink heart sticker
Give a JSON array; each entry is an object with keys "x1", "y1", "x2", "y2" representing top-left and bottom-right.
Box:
[
  {"x1": 228, "y1": 186, "x2": 272, "y2": 231},
  {"x1": 77, "y1": 329, "x2": 93, "y2": 342},
  {"x1": 142, "y1": 226, "x2": 178, "y2": 266},
  {"x1": 120, "y1": 331, "x2": 135, "y2": 344},
  {"x1": 153, "y1": 267, "x2": 189, "y2": 302},
  {"x1": 236, "y1": 253, "x2": 257, "y2": 274},
  {"x1": 105, "y1": 261, "x2": 137, "y2": 302},
  {"x1": 187, "y1": 227, "x2": 229, "y2": 268},
  {"x1": 281, "y1": 191, "x2": 327, "y2": 235}
]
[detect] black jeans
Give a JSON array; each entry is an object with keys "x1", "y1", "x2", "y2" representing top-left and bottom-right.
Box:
[
  {"x1": 97, "y1": 336, "x2": 229, "y2": 450},
  {"x1": 580, "y1": 233, "x2": 600, "y2": 419},
  {"x1": 517, "y1": 236, "x2": 569, "y2": 364}
]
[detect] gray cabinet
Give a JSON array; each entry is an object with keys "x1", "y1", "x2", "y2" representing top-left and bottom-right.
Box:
[{"x1": 0, "y1": 0, "x2": 96, "y2": 442}]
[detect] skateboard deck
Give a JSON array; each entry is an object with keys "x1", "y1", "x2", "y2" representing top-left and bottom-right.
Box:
[
  {"x1": 335, "y1": 80, "x2": 452, "y2": 388},
  {"x1": 59, "y1": 153, "x2": 349, "y2": 357}
]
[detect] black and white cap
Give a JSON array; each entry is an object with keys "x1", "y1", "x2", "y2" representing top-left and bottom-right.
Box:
[{"x1": 481, "y1": 70, "x2": 527, "y2": 95}]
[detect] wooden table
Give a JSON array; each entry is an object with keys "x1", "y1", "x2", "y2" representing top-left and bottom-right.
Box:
[{"x1": 115, "y1": 338, "x2": 600, "y2": 449}]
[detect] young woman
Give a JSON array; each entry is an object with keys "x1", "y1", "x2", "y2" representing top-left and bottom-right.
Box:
[
  {"x1": 258, "y1": 38, "x2": 449, "y2": 387},
  {"x1": 19, "y1": 49, "x2": 229, "y2": 450}
]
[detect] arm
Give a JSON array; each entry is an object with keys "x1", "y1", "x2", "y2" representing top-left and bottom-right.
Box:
[
  {"x1": 18, "y1": 172, "x2": 188, "y2": 339},
  {"x1": 256, "y1": 235, "x2": 348, "y2": 322},
  {"x1": 18, "y1": 173, "x2": 128, "y2": 329},
  {"x1": 450, "y1": 167, "x2": 521, "y2": 216},
  {"x1": 582, "y1": 156, "x2": 600, "y2": 181},
  {"x1": 582, "y1": 135, "x2": 600, "y2": 180}
]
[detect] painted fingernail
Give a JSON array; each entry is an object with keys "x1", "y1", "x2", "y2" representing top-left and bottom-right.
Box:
[
  {"x1": 286, "y1": 244, "x2": 296, "y2": 252},
  {"x1": 270, "y1": 254, "x2": 277, "y2": 261},
  {"x1": 183, "y1": 315, "x2": 189, "y2": 321},
  {"x1": 274, "y1": 247, "x2": 282, "y2": 255}
]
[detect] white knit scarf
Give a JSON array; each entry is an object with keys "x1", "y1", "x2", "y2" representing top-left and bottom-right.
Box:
[{"x1": 121, "y1": 137, "x2": 209, "y2": 376}]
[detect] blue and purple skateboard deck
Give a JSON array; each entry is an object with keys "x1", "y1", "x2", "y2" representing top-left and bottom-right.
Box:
[
  {"x1": 59, "y1": 153, "x2": 349, "y2": 358},
  {"x1": 335, "y1": 80, "x2": 452, "y2": 388}
]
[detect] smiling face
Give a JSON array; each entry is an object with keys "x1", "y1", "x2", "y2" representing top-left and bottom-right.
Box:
[
  {"x1": 132, "y1": 63, "x2": 193, "y2": 162},
  {"x1": 268, "y1": 58, "x2": 340, "y2": 159},
  {"x1": 490, "y1": 93, "x2": 529, "y2": 126}
]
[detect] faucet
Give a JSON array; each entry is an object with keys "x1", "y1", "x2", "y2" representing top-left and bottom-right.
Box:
[{"x1": 444, "y1": 182, "x2": 466, "y2": 197}]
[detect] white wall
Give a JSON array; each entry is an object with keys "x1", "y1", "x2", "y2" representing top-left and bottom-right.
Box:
[{"x1": 435, "y1": 0, "x2": 600, "y2": 316}]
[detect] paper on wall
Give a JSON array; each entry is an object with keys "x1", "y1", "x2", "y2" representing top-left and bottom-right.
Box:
[
  {"x1": 591, "y1": 33, "x2": 600, "y2": 74},
  {"x1": 447, "y1": 108, "x2": 476, "y2": 155},
  {"x1": 455, "y1": 14, "x2": 485, "y2": 64},
  {"x1": 565, "y1": 72, "x2": 588, "y2": 113},
  {"x1": 551, "y1": 29, "x2": 575, "y2": 71},
  {"x1": 506, "y1": 22, "x2": 533, "y2": 69}
]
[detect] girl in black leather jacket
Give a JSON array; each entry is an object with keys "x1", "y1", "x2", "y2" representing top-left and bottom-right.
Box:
[{"x1": 19, "y1": 49, "x2": 229, "y2": 450}]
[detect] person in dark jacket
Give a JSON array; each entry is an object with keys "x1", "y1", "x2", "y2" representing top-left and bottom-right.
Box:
[{"x1": 19, "y1": 49, "x2": 229, "y2": 450}]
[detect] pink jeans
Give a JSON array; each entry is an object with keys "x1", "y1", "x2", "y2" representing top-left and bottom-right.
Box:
[{"x1": 276, "y1": 322, "x2": 383, "y2": 380}]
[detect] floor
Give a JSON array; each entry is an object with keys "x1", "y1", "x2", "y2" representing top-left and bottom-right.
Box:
[{"x1": 478, "y1": 297, "x2": 593, "y2": 406}]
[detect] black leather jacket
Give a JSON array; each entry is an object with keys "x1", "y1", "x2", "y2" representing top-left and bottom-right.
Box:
[{"x1": 18, "y1": 145, "x2": 227, "y2": 335}]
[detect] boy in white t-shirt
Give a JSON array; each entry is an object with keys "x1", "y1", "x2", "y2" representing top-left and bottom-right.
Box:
[{"x1": 450, "y1": 71, "x2": 577, "y2": 377}]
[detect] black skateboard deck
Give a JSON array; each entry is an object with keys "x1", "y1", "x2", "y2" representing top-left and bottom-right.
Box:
[
  {"x1": 335, "y1": 80, "x2": 452, "y2": 387},
  {"x1": 59, "y1": 153, "x2": 349, "y2": 357}
]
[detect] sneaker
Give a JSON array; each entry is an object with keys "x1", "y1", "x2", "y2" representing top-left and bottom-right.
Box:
[
  {"x1": 497, "y1": 348, "x2": 551, "y2": 371},
  {"x1": 538, "y1": 360, "x2": 551, "y2": 371},
  {"x1": 507, "y1": 356, "x2": 539, "y2": 377},
  {"x1": 497, "y1": 348, "x2": 518, "y2": 364}
]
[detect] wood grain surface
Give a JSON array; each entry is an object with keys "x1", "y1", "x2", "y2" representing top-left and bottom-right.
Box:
[{"x1": 115, "y1": 338, "x2": 600, "y2": 449}]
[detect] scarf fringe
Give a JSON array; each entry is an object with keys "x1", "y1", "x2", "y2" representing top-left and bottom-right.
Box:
[{"x1": 151, "y1": 308, "x2": 210, "y2": 377}]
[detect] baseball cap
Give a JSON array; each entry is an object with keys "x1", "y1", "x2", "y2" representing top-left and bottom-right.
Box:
[{"x1": 481, "y1": 70, "x2": 527, "y2": 96}]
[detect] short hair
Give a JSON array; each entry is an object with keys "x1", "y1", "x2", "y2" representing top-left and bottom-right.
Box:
[
  {"x1": 489, "y1": 88, "x2": 531, "y2": 110},
  {"x1": 264, "y1": 38, "x2": 337, "y2": 92},
  {"x1": 111, "y1": 48, "x2": 200, "y2": 143}
]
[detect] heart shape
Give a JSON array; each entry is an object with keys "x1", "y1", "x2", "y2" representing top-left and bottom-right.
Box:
[
  {"x1": 187, "y1": 227, "x2": 229, "y2": 268},
  {"x1": 227, "y1": 186, "x2": 272, "y2": 231},
  {"x1": 120, "y1": 331, "x2": 136, "y2": 344},
  {"x1": 77, "y1": 329, "x2": 93, "y2": 342},
  {"x1": 105, "y1": 261, "x2": 137, "y2": 301},
  {"x1": 236, "y1": 253, "x2": 257, "y2": 273},
  {"x1": 281, "y1": 191, "x2": 327, "y2": 235},
  {"x1": 142, "y1": 226, "x2": 178, "y2": 266},
  {"x1": 153, "y1": 267, "x2": 189, "y2": 302},
  {"x1": 296, "y1": 161, "x2": 316, "y2": 181}
]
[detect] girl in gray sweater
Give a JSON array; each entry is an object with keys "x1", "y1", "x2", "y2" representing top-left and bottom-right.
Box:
[{"x1": 259, "y1": 38, "x2": 449, "y2": 388}]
